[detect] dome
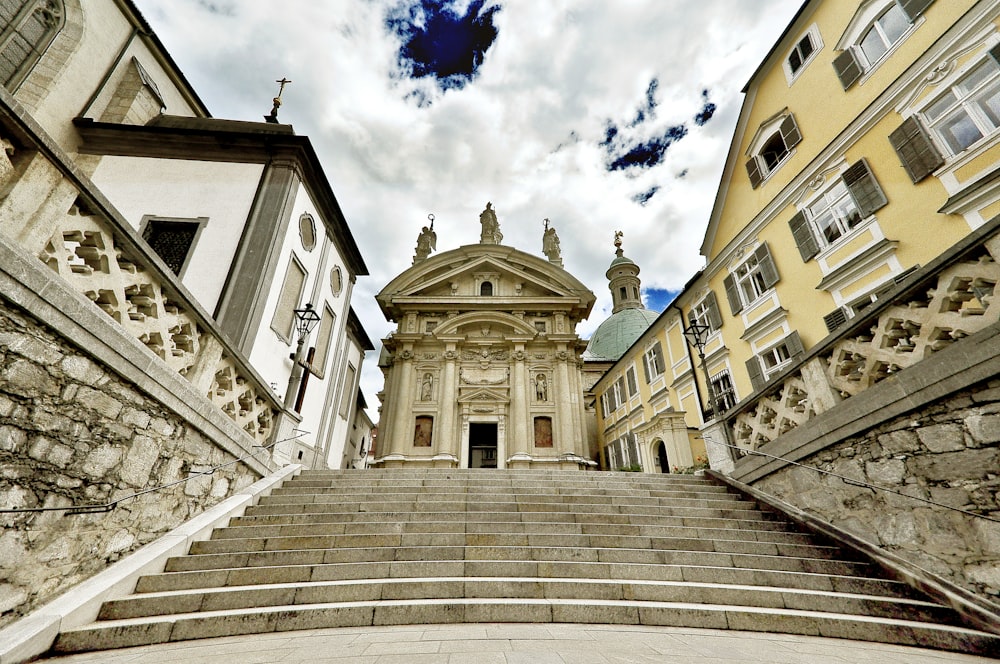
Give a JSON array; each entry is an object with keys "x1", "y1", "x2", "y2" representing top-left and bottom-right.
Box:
[
  {"x1": 583, "y1": 307, "x2": 660, "y2": 361},
  {"x1": 609, "y1": 254, "x2": 635, "y2": 268}
]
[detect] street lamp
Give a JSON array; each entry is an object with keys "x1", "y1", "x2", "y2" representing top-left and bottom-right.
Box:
[
  {"x1": 285, "y1": 303, "x2": 322, "y2": 411},
  {"x1": 681, "y1": 321, "x2": 721, "y2": 421}
]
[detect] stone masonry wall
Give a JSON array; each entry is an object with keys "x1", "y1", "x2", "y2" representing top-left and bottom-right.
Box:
[
  {"x1": 0, "y1": 299, "x2": 261, "y2": 627},
  {"x1": 754, "y1": 377, "x2": 1000, "y2": 601}
]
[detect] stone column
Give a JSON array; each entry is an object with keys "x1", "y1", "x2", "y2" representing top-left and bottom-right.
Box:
[
  {"x1": 388, "y1": 347, "x2": 415, "y2": 456},
  {"x1": 801, "y1": 356, "x2": 841, "y2": 414},
  {"x1": 554, "y1": 348, "x2": 574, "y2": 454},
  {"x1": 437, "y1": 346, "x2": 458, "y2": 461},
  {"x1": 509, "y1": 345, "x2": 529, "y2": 459}
]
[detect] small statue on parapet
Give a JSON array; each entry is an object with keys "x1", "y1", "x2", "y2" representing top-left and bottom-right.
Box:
[
  {"x1": 542, "y1": 218, "x2": 563, "y2": 266},
  {"x1": 479, "y1": 202, "x2": 502, "y2": 244},
  {"x1": 413, "y1": 213, "x2": 437, "y2": 264}
]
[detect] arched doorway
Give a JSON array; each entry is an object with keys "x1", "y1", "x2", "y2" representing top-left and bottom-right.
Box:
[{"x1": 655, "y1": 441, "x2": 670, "y2": 474}]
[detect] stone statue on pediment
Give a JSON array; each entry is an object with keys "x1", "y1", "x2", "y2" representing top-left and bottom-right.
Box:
[
  {"x1": 542, "y1": 218, "x2": 562, "y2": 266},
  {"x1": 413, "y1": 223, "x2": 436, "y2": 264},
  {"x1": 479, "y1": 202, "x2": 502, "y2": 244}
]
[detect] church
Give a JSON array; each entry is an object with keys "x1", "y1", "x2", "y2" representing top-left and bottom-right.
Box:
[{"x1": 374, "y1": 204, "x2": 602, "y2": 469}]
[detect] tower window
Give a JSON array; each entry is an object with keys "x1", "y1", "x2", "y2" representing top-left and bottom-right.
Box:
[{"x1": 480, "y1": 281, "x2": 493, "y2": 296}]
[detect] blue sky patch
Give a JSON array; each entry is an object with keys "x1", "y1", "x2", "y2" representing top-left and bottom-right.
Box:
[
  {"x1": 632, "y1": 186, "x2": 660, "y2": 206},
  {"x1": 693, "y1": 89, "x2": 716, "y2": 126},
  {"x1": 387, "y1": 0, "x2": 501, "y2": 94},
  {"x1": 643, "y1": 287, "x2": 678, "y2": 312}
]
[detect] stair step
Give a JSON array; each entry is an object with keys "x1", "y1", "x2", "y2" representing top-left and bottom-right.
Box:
[
  {"x1": 98, "y1": 577, "x2": 955, "y2": 624},
  {"x1": 55, "y1": 599, "x2": 1000, "y2": 656},
  {"x1": 49, "y1": 468, "x2": 999, "y2": 657}
]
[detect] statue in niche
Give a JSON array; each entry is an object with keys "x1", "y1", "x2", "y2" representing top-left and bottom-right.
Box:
[
  {"x1": 535, "y1": 373, "x2": 548, "y2": 401},
  {"x1": 479, "y1": 202, "x2": 503, "y2": 244},
  {"x1": 542, "y1": 218, "x2": 562, "y2": 264},
  {"x1": 420, "y1": 373, "x2": 433, "y2": 401},
  {"x1": 413, "y1": 215, "x2": 436, "y2": 263}
]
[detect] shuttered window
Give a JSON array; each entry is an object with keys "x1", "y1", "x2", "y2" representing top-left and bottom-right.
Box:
[
  {"x1": 643, "y1": 342, "x2": 665, "y2": 382},
  {"x1": 727, "y1": 244, "x2": 779, "y2": 313},
  {"x1": 889, "y1": 116, "x2": 945, "y2": 183},
  {"x1": 687, "y1": 291, "x2": 722, "y2": 332},
  {"x1": 748, "y1": 331, "x2": 805, "y2": 391},
  {"x1": 834, "y1": 1, "x2": 933, "y2": 90},
  {"x1": 745, "y1": 115, "x2": 802, "y2": 189}
]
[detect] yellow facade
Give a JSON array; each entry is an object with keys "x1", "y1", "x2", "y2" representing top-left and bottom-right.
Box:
[{"x1": 594, "y1": 0, "x2": 1000, "y2": 472}]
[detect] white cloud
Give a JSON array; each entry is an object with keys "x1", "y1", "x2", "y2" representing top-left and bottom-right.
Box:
[{"x1": 133, "y1": 0, "x2": 802, "y2": 419}]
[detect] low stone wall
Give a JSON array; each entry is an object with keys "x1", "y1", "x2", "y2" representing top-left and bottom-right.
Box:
[
  {"x1": 0, "y1": 299, "x2": 261, "y2": 627},
  {"x1": 753, "y1": 376, "x2": 1000, "y2": 600}
]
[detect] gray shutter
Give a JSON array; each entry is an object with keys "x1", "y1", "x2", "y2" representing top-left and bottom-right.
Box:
[
  {"x1": 990, "y1": 43, "x2": 1000, "y2": 66},
  {"x1": 889, "y1": 116, "x2": 944, "y2": 183},
  {"x1": 746, "y1": 157, "x2": 763, "y2": 189},
  {"x1": 833, "y1": 49, "x2": 863, "y2": 90},
  {"x1": 823, "y1": 307, "x2": 849, "y2": 333},
  {"x1": 785, "y1": 330, "x2": 805, "y2": 359},
  {"x1": 723, "y1": 273, "x2": 743, "y2": 315},
  {"x1": 779, "y1": 115, "x2": 802, "y2": 150},
  {"x1": 704, "y1": 291, "x2": 723, "y2": 330},
  {"x1": 653, "y1": 343, "x2": 665, "y2": 374},
  {"x1": 755, "y1": 244, "x2": 780, "y2": 289},
  {"x1": 788, "y1": 210, "x2": 819, "y2": 261},
  {"x1": 842, "y1": 158, "x2": 888, "y2": 216},
  {"x1": 746, "y1": 356, "x2": 765, "y2": 392},
  {"x1": 641, "y1": 353, "x2": 650, "y2": 383},
  {"x1": 897, "y1": 0, "x2": 933, "y2": 21}
]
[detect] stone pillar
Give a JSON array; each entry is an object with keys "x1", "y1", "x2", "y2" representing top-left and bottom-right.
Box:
[
  {"x1": 437, "y1": 346, "x2": 458, "y2": 461},
  {"x1": 388, "y1": 348, "x2": 415, "y2": 456},
  {"x1": 703, "y1": 420, "x2": 735, "y2": 474},
  {"x1": 554, "y1": 348, "x2": 574, "y2": 454},
  {"x1": 801, "y1": 356, "x2": 841, "y2": 414},
  {"x1": 509, "y1": 346, "x2": 529, "y2": 459}
]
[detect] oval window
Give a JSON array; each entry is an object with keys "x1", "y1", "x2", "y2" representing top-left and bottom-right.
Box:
[{"x1": 298, "y1": 213, "x2": 316, "y2": 251}]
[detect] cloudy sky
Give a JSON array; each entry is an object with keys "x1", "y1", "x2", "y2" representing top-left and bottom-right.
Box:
[{"x1": 132, "y1": 0, "x2": 802, "y2": 412}]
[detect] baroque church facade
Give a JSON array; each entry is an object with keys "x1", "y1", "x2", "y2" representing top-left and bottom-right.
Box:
[{"x1": 374, "y1": 205, "x2": 599, "y2": 469}]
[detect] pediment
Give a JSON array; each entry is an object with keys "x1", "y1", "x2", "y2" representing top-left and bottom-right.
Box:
[
  {"x1": 434, "y1": 311, "x2": 538, "y2": 339},
  {"x1": 410, "y1": 256, "x2": 567, "y2": 298},
  {"x1": 457, "y1": 387, "x2": 509, "y2": 403}
]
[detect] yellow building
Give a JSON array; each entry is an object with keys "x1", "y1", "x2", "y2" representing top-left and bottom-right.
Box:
[{"x1": 595, "y1": 0, "x2": 1000, "y2": 471}]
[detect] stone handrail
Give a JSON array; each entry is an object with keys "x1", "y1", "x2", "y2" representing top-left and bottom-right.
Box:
[
  {"x1": 0, "y1": 91, "x2": 280, "y2": 454},
  {"x1": 725, "y1": 215, "x2": 1000, "y2": 455}
]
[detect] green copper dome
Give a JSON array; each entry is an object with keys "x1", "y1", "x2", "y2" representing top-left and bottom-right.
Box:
[{"x1": 583, "y1": 307, "x2": 660, "y2": 361}]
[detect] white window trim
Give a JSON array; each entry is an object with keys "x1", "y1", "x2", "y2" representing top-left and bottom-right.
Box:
[
  {"x1": 782, "y1": 23, "x2": 824, "y2": 86},
  {"x1": 911, "y1": 41, "x2": 1000, "y2": 182},
  {"x1": 838, "y1": 0, "x2": 924, "y2": 86},
  {"x1": 800, "y1": 175, "x2": 872, "y2": 252},
  {"x1": 745, "y1": 114, "x2": 798, "y2": 184}
]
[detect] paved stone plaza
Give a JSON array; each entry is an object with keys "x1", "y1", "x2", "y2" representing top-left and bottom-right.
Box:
[{"x1": 36, "y1": 623, "x2": 997, "y2": 663}]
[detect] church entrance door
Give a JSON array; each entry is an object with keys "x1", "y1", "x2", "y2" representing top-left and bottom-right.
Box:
[{"x1": 469, "y1": 423, "x2": 498, "y2": 468}]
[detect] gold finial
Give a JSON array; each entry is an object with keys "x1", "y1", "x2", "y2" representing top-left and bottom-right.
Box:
[{"x1": 265, "y1": 77, "x2": 292, "y2": 123}]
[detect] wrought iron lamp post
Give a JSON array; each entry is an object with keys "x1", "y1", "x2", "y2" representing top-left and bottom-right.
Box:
[
  {"x1": 284, "y1": 303, "x2": 322, "y2": 411},
  {"x1": 682, "y1": 321, "x2": 722, "y2": 421}
]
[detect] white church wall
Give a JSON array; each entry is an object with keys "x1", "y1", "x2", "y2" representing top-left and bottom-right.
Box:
[
  {"x1": 249, "y1": 182, "x2": 357, "y2": 465},
  {"x1": 18, "y1": 0, "x2": 200, "y2": 153},
  {"x1": 89, "y1": 156, "x2": 263, "y2": 312}
]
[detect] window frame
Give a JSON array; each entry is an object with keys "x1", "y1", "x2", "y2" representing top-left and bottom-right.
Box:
[
  {"x1": 0, "y1": 0, "x2": 65, "y2": 91},
  {"x1": 710, "y1": 369, "x2": 737, "y2": 413},
  {"x1": 309, "y1": 302, "x2": 337, "y2": 379},
  {"x1": 922, "y1": 55, "x2": 1000, "y2": 157},
  {"x1": 833, "y1": 0, "x2": 931, "y2": 90},
  {"x1": 641, "y1": 341, "x2": 666, "y2": 383},
  {"x1": 687, "y1": 291, "x2": 722, "y2": 333},
  {"x1": 138, "y1": 215, "x2": 207, "y2": 278},
  {"x1": 723, "y1": 244, "x2": 780, "y2": 315},
  {"x1": 782, "y1": 24, "x2": 823, "y2": 85},
  {"x1": 745, "y1": 114, "x2": 802, "y2": 189},
  {"x1": 788, "y1": 159, "x2": 888, "y2": 261},
  {"x1": 746, "y1": 331, "x2": 805, "y2": 391}
]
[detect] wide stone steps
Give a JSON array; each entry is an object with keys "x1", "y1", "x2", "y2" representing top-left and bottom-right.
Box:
[{"x1": 52, "y1": 469, "x2": 1000, "y2": 656}]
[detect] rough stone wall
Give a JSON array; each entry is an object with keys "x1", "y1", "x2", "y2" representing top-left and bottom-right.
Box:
[
  {"x1": 0, "y1": 300, "x2": 260, "y2": 626},
  {"x1": 755, "y1": 378, "x2": 1000, "y2": 600}
]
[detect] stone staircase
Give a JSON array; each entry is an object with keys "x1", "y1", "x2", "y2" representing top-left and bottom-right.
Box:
[{"x1": 53, "y1": 469, "x2": 1000, "y2": 655}]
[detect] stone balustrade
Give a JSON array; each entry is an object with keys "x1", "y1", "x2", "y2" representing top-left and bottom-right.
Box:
[
  {"x1": 0, "y1": 102, "x2": 278, "y2": 454},
  {"x1": 728, "y1": 218, "x2": 1000, "y2": 455}
]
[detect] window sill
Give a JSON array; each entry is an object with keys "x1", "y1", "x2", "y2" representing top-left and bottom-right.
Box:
[
  {"x1": 815, "y1": 215, "x2": 878, "y2": 263},
  {"x1": 932, "y1": 128, "x2": 1000, "y2": 184}
]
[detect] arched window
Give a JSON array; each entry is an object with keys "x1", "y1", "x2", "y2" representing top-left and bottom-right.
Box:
[
  {"x1": 480, "y1": 281, "x2": 493, "y2": 296},
  {"x1": 1, "y1": 0, "x2": 64, "y2": 91}
]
